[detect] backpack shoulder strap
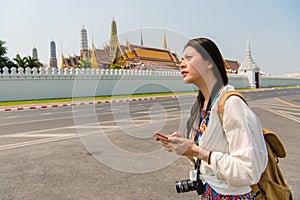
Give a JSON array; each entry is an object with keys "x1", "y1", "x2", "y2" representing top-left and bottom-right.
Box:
[
  {"x1": 217, "y1": 91, "x2": 287, "y2": 158},
  {"x1": 217, "y1": 90, "x2": 248, "y2": 125},
  {"x1": 217, "y1": 91, "x2": 261, "y2": 194}
]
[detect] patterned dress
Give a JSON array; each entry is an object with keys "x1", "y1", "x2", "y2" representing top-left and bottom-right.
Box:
[
  {"x1": 201, "y1": 183, "x2": 255, "y2": 200},
  {"x1": 196, "y1": 111, "x2": 255, "y2": 200}
]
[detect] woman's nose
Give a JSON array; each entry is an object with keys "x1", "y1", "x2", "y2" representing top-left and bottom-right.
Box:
[{"x1": 179, "y1": 60, "x2": 186, "y2": 69}]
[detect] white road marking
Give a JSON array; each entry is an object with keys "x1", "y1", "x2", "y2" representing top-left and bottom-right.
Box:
[
  {"x1": 0, "y1": 133, "x2": 74, "y2": 138},
  {"x1": 0, "y1": 134, "x2": 79, "y2": 150},
  {"x1": 261, "y1": 106, "x2": 300, "y2": 123},
  {"x1": 0, "y1": 110, "x2": 188, "y2": 151}
]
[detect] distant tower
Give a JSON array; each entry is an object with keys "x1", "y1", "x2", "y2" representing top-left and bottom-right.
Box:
[
  {"x1": 238, "y1": 41, "x2": 260, "y2": 88},
  {"x1": 49, "y1": 39, "x2": 57, "y2": 68},
  {"x1": 32, "y1": 46, "x2": 38, "y2": 59},
  {"x1": 80, "y1": 25, "x2": 90, "y2": 60},
  {"x1": 109, "y1": 17, "x2": 118, "y2": 58}
]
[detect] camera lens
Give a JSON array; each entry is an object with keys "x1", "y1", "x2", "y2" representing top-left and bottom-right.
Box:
[{"x1": 175, "y1": 179, "x2": 195, "y2": 193}]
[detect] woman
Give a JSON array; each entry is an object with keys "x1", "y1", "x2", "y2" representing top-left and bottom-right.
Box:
[{"x1": 161, "y1": 38, "x2": 268, "y2": 199}]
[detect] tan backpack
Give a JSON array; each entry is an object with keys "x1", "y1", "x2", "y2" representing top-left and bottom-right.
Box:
[{"x1": 217, "y1": 90, "x2": 293, "y2": 200}]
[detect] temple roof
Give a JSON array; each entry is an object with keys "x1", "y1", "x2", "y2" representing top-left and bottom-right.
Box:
[
  {"x1": 112, "y1": 42, "x2": 179, "y2": 69},
  {"x1": 225, "y1": 60, "x2": 240, "y2": 70}
]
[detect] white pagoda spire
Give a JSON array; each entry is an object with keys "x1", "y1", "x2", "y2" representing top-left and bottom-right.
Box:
[
  {"x1": 239, "y1": 41, "x2": 260, "y2": 70},
  {"x1": 238, "y1": 41, "x2": 261, "y2": 88},
  {"x1": 80, "y1": 25, "x2": 89, "y2": 50}
]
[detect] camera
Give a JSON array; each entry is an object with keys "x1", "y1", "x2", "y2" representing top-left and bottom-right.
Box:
[
  {"x1": 175, "y1": 179, "x2": 204, "y2": 195},
  {"x1": 175, "y1": 158, "x2": 204, "y2": 195}
]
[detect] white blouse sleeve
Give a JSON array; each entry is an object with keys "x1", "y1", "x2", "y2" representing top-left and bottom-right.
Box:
[{"x1": 210, "y1": 96, "x2": 268, "y2": 186}]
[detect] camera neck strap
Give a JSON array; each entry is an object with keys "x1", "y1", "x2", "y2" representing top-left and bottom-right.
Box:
[{"x1": 194, "y1": 158, "x2": 201, "y2": 182}]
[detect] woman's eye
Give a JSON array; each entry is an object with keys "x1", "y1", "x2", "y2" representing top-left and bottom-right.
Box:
[{"x1": 186, "y1": 56, "x2": 192, "y2": 61}]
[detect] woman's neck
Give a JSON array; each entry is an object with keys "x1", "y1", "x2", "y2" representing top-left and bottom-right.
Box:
[
  {"x1": 200, "y1": 80, "x2": 225, "y2": 111},
  {"x1": 199, "y1": 79, "x2": 217, "y2": 110}
]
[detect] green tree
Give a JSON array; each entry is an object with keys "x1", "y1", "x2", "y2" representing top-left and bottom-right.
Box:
[
  {"x1": 111, "y1": 64, "x2": 122, "y2": 69},
  {"x1": 0, "y1": 40, "x2": 17, "y2": 72},
  {"x1": 25, "y1": 56, "x2": 43, "y2": 68},
  {"x1": 0, "y1": 40, "x2": 6, "y2": 56},
  {"x1": 79, "y1": 59, "x2": 91, "y2": 68}
]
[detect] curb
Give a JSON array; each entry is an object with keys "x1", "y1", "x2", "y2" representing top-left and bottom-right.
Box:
[{"x1": 0, "y1": 95, "x2": 186, "y2": 112}]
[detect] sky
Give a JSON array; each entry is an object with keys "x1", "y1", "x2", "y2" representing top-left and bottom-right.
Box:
[{"x1": 1, "y1": 0, "x2": 300, "y2": 75}]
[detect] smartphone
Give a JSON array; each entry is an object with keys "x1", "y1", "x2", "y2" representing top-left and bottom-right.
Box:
[{"x1": 153, "y1": 132, "x2": 169, "y2": 142}]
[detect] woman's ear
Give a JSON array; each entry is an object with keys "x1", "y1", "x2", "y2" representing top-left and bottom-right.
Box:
[{"x1": 207, "y1": 61, "x2": 214, "y2": 70}]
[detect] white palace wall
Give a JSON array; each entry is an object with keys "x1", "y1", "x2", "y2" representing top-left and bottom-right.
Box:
[
  {"x1": 0, "y1": 67, "x2": 299, "y2": 101},
  {"x1": 260, "y1": 75, "x2": 300, "y2": 88},
  {"x1": 228, "y1": 74, "x2": 250, "y2": 88},
  {"x1": 0, "y1": 67, "x2": 196, "y2": 101}
]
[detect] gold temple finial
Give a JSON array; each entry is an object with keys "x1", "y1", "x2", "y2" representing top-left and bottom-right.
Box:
[
  {"x1": 140, "y1": 21, "x2": 144, "y2": 46},
  {"x1": 163, "y1": 30, "x2": 167, "y2": 49},
  {"x1": 92, "y1": 29, "x2": 95, "y2": 47},
  {"x1": 61, "y1": 53, "x2": 65, "y2": 68},
  {"x1": 90, "y1": 30, "x2": 98, "y2": 68},
  {"x1": 125, "y1": 36, "x2": 129, "y2": 46}
]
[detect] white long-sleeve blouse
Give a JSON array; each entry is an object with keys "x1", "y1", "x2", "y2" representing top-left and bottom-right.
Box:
[{"x1": 195, "y1": 85, "x2": 268, "y2": 195}]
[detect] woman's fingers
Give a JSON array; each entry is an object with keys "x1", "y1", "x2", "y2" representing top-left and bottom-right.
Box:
[{"x1": 171, "y1": 132, "x2": 183, "y2": 138}]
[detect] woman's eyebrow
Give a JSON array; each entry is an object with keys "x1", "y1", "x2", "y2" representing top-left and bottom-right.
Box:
[{"x1": 184, "y1": 53, "x2": 192, "y2": 58}]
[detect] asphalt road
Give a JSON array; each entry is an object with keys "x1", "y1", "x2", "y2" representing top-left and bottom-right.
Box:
[{"x1": 0, "y1": 88, "x2": 299, "y2": 200}]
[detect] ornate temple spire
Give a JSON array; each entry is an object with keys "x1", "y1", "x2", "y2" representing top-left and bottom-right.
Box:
[
  {"x1": 80, "y1": 25, "x2": 91, "y2": 61},
  {"x1": 109, "y1": 17, "x2": 118, "y2": 58},
  {"x1": 32, "y1": 45, "x2": 38, "y2": 59},
  {"x1": 239, "y1": 41, "x2": 260, "y2": 71},
  {"x1": 163, "y1": 30, "x2": 167, "y2": 49},
  {"x1": 80, "y1": 25, "x2": 88, "y2": 50},
  {"x1": 49, "y1": 39, "x2": 57, "y2": 68}
]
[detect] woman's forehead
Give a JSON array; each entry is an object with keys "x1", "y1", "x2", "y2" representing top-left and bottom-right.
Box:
[{"x1": 183, "y1": 46, "x2": 196, "y2": 54}]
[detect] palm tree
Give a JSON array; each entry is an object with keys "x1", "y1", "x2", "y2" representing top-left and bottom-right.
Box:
[
  {"x1": 13, "y1": 54, "x2": 27, "y2": 68},
  {"x1": 25, "y1": 56, "x2": 43, "y2": 68}
]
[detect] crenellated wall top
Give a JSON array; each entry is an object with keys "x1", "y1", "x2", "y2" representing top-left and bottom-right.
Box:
[{"x1": 0, "y1": 67, "x2": 181, "y2": 78}]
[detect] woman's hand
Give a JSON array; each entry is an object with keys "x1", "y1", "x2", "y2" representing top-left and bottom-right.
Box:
[
  {"x1": 161, "y1": 132, "x2": 196, "y2": 157},
  {"x1": 158, "y1": 132, "x2": 183, "y2": 148},
  {"x1": 169, "y1": 132, "x2": 183, "y2": 138},
  {"x1": 165, "y1": 137, "x2": 195, "y2": 156},
  {"x1": 161, "y1": 132, "x2": 210, "y2": 160}
]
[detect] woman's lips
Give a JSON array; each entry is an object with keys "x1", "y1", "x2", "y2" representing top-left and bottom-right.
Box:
[{"x1": 181, "y1": 71, "x2": 188, "y2": 77}]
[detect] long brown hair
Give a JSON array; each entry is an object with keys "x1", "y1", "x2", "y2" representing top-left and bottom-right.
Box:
[{"x1": 185, "y1": 38, "x2": 228, "y2": 138}]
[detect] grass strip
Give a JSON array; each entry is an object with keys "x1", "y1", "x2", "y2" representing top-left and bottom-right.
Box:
[{"x1": 0, "y1": 91, "x2": 197, "y2": 107}]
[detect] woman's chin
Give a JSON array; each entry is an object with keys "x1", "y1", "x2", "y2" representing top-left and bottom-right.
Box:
[{"x1": 183, "y1": 78, "x2": 191, "y2": 84}]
